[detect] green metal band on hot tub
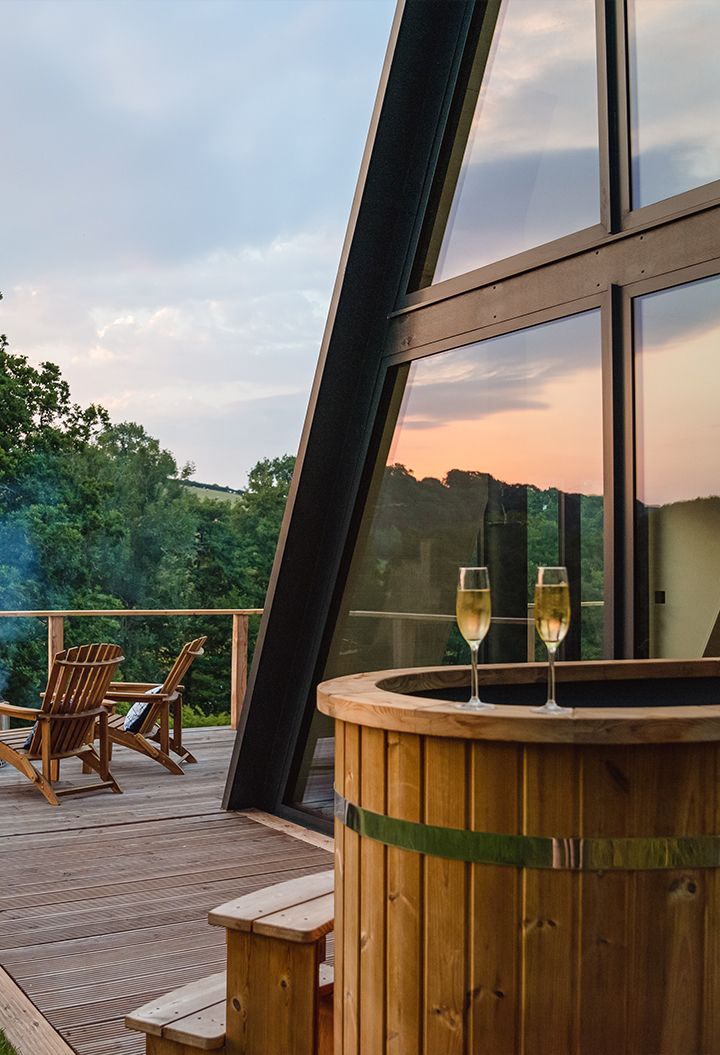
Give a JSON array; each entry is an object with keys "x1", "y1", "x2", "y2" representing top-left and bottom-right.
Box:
[{"x1": 335, "y1": 791, "x2": 720, "y2": 871}]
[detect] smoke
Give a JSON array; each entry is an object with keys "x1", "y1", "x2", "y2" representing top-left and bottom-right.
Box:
[{"x1": 0, "y1": 516, "x2": 42, "y2": 700}]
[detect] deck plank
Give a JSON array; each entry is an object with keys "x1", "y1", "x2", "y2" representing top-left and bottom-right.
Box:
[{"x1": 0, "y1": 727, "x2": 333, "y2": 1055}]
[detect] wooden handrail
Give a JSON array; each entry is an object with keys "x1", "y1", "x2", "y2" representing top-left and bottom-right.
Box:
[
  {"x1": 0, "y1": 609, "x2": 262, "y2": 618},
  {"x1": 0, "y1": 608, "x2": 263, "y2": 730}
]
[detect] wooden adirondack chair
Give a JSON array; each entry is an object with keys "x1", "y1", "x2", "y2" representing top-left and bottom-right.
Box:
[
  {"x1": 0, "y1": 642, "x2": 124, "y2": 806},
  {"x1": 104, "y1": 636, "x2": 206, "y2": 775}
]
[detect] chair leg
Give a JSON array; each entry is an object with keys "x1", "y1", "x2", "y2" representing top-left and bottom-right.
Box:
[
  {"x1": 172, "y1": 698, "x2": 197, "y2": 763},
  {"x1": 80, "y1": 747, "x2": 122, "y2": 794},
  {"x1": 148, "y1": 732, "x2": 197, "y2": 765},
  {"x1": 50, "y1": 759, "x2": 60, "y2": 782},
  {"x1": 110, "y1": 729, "x2": 184, "y2": 775},
  {"x1": 0, "y1": 744, "x2": 59, "y2": 806},
  {"x1": 157, "y1": 738, "x2": 197, "y2": 764}
]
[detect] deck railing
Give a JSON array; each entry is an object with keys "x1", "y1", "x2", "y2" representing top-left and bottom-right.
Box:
[
  {"x1": 0, "y1": 601, "x2": 604, "y2": 730},
  {"x1": 349, "y1": 601, "x2": 604, "y2": 664},
  {"x1": 0, "y1": 608, "x2": 262, "y2": 729}
]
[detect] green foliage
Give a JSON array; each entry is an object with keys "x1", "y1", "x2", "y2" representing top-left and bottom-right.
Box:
[
  {"x1": 182, "y1": 703, "x2": 231, "y2": 727},
  {"x1": 330, "y1": 463, "x2": 605, "y2": 677},
  {"x1": 0, "y1": 1031, "x2": 17, "y2": 1055},
  {"x1": 0, "y1": 318, "x2": 294, "y2": 715}
]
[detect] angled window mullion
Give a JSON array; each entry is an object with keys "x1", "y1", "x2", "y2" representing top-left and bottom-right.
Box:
[
  {"x1": 597, "y1": 0, "x2": 630, "y2": 232},
  {"x1": 606, "y1": 283, "x2": 633, "y2": 658}
]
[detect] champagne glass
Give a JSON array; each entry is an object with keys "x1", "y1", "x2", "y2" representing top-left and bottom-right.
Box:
[
  {"x1": 455, "y1": 566, "x2": 494, "y2": 711},
  {"x1": 532, "y1": 566, "x2": 571, "y2": 714}
]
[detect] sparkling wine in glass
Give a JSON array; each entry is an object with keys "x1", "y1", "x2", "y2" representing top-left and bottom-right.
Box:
[
  {"x1": 532, "y1": 566, "x2": 571, "y2": 715},
  {"x1": 455, "y1": 566, "x2": 494, "y2": 712}
]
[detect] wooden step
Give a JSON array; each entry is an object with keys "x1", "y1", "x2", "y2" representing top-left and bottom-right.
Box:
[
  {"x1": 125, "y1": 971, "x2": 226, "y2": 1051},
  {"x1": 208, "y1": 868, "x2": 334, "y2": 941},
  {"x1": 127, "y1": 963, "x2": 334, "y2": 1051}
]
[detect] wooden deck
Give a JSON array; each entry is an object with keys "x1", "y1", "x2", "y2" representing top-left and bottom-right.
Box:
[{"x1": 0, "y1": 727, "x2": 333, "y2": 1055}]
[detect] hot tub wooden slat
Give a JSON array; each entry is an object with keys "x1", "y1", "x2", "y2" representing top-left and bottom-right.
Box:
[
  {"x1": 579, "y1": 747, "x2": 631, "y2": 1052},
  {"x1": 627, "y1": 743, "x2": 713, "y2": 1054},
  {"x1": 703, "y1": 844, "x2": 720, "y2": 1049},
  {"x1": 423, "y1": 738, "x2": 466, "y2": 1053},
  {"x1": 333, "y1": 719, "x2": 345, "y2": 1055},
  {"x1": 341, "y1": 722, "x2": 361, "y2": 1055},
  {"x1": 359, "y1": 726, "x2": 386, "y2": 1055},
  {"x1": 386, "y1": 731, "x2": 421, "y2": 1054},
  {"x1": 468, "y1": 741, "x2": 520, "y2": 1053}
]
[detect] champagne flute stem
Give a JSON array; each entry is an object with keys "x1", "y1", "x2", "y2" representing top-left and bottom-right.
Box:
[
  {"x1": 470, "y1": 643, "x2": 480, "y2": 704},
  {"x1": 547, "y1": 644, "x2": 557, "y2": 705}
]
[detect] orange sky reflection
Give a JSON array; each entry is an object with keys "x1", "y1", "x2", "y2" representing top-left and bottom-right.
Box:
[{"x1": 389, "y1": 362, "x2": 604, "y2": 496}]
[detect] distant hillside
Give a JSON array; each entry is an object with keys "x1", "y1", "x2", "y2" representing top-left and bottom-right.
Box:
[{"x1": 180, "y1": 479, "x2": 244, "y2": 504}]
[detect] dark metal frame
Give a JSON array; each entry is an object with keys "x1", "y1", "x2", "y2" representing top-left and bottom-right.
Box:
[
  {"x1": 223, "y1": 0, "x2": 480, "y2": 813},
  {"x1": 225, "y1": 0, "x2": 720, "y2": 828}
]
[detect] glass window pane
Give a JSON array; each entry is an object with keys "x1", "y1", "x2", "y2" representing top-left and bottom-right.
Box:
[
  {"x1": 430, "y1": 0, "x2": 599, "y2": 285},
  {"x1": 634, "y1": 274, "x2": 720, "y2": 658},
  {"x1": 628, "y1": 0, "x2": 720, "y2": 208},
  {"x1": 289, "y1": 309, "x2": 604, "y2": 815}
]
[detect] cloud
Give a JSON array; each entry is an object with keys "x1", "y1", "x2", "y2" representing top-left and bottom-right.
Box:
[
  {"x1": 435, "y1": 0, "x2": 600, "y2": 280},
  {"x1": 2, "y1": 227, "x2": 346, "y2": 486},
  {"x1": 0, "y1": 0, "x2": 395, "y2": 487},
  {"x1": 401, "y1": 309, "x2": 601, "y2": 429}
]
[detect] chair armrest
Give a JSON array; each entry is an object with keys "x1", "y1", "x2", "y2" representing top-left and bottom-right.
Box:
[
  {"x1": 0, "y1": 701, "x2": 42, "y2": 720},
  {"x1": 37, "y1": 706, "x2": 110, "y2": 722},
  {"x1": 108, "y1": 681, "x2": 160, "y2": 692},
  {"x1": 105, "y1": 690, "x2": 172, "y2": 704}
]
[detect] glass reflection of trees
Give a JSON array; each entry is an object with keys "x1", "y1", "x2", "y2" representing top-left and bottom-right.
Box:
[{"x1": 327, "y1": 464, "x2": 603, "y2": 680}]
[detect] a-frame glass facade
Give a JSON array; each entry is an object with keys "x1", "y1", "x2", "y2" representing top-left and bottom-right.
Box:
[
  {"x1": 226, "y1": 0, "x2": 720, "y2": 828},
  {"x1": 430, "y1": 0, "x2": 600, "y2": 284}
]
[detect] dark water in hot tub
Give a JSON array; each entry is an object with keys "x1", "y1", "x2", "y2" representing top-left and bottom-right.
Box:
[{"x1": 410, "y1": 677, "x2": 720, "y2": 709}]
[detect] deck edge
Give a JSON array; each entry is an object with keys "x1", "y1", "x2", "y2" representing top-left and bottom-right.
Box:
[
  {"x1": 0, "y1": 966, "x2": 76, "y2": 1055},
  {"x1": 240, "y1": 809, "x2": 334, "y2": 853}
]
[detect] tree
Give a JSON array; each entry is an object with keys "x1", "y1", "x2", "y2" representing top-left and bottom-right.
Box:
[{"x1": 0, "y1": 306, "x2": 296, "y2": 715}]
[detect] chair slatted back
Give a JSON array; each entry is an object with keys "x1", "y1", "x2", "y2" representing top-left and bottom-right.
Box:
[
  {"x1": 137, "y1": 636, "x2": 206, "y2": 736},
  {"x1": 27, "y1": 643, "x2": 125, "y2": 758}
]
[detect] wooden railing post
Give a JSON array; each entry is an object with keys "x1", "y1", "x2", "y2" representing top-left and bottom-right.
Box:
[
  {"x1": 230, "y1": 613, "x2": 249, "y2": 729},
  {"x1": 47, "y1": 615, "x2": 65, "y2": 674}
]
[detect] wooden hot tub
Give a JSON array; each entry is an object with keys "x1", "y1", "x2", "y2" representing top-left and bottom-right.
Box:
[{"x1": 318, "y1": 659, "x2": 720, "y2": 1055}]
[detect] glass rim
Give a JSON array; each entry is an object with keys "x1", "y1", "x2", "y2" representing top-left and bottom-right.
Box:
[
  {"x1": 536, "y1": 565, "x2": 568, "y2": 571},
  {"x1": 458, "y1": 565, "x2": 490, "y2": 571}
]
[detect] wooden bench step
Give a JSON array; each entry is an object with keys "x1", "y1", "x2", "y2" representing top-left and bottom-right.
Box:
[
  {"x1": 125, "y1": 972, "x2": 226, "y2": 1051},
  {"x1": 127, "y1": 964, "x2": 334, "y2": 1051},
  {"x1": 208, "y1": 869, "x2": 334, "y2": 941}
]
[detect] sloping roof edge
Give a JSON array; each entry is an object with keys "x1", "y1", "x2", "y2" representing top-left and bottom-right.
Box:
[{"x1": 224, "y1": 0, "x2": 477, "y2": 813}]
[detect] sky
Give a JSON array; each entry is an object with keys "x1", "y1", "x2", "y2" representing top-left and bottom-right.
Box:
[
  {"x1": 389, "y1": 310, "x2": 605, "y2": 498},
  {"x1": 0, "y1": 0, "x2": 395, "y2": 488}
]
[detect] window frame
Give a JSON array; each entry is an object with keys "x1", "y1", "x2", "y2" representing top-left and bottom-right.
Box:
[
  {"x1": 622, "y1": 256, "x2": 720, "y2": 657},
  {"x1": 401, "y1": 0, "x2": 720, "y2": 306}
]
